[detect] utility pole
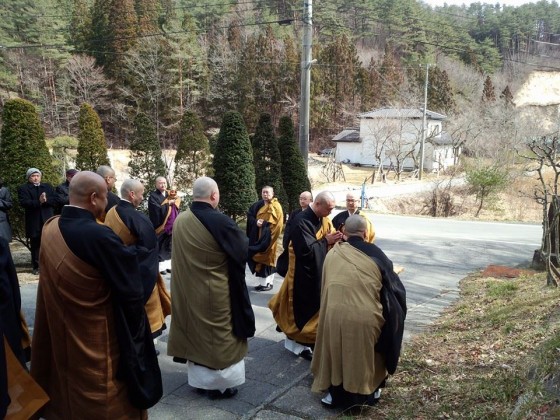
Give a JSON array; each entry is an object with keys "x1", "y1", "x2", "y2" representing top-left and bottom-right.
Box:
[
  {"x1": 419, "y1": 63, "x2": 430, "y2": 180},
  {"x1": 298, "y1": 0, "x2": 313, "y2": 170}
]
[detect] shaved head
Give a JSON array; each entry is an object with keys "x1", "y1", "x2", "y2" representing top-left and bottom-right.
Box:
[
  {"x1": 344, "y1": 214, "x2": 367, "y2": 237},
  {"x1": 69, "y1": 171, "x2": 108, "y2": 219},
  {"x1": 193, "y1": 176, "x2": 220, "y2": 208},
  {"x1": 299, "y1": 191, "x2": 312, "y2": 209},
  {"x1": 312, "y1": 191, "x2": 336, "y2": 218}
]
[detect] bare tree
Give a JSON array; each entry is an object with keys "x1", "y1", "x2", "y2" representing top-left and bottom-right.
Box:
[
  {"x1": 361, "y1": 118, "x2": 401, "y2": 184},
  {"x1": 520, "y1": 136, "x2": 560, "y2": 287},
  {"x1": 57, "y1": 55, "x2": 113, "y2": 134}
]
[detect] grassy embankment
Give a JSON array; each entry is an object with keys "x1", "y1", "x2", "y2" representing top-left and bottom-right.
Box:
[{"x1": 355, "y1": 271, "x2": 560, "y2": 419}]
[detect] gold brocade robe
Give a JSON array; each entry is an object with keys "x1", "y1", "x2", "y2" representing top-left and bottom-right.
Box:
[
  {"x1": 268, "y1": 215, "x2": 334, "y2": 345},
  {"x1": 252, "y1": 197, "x2": 284, "y2": 269},
  {"x1": 311, "y1": 241, "x2": 387, "y2": 395},
  {"x1": 104, "y1": 207, "x2": 171, "y2": 335}
]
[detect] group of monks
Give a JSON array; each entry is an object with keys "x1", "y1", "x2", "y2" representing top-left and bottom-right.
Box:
[
  {"x1": 245, "y1": 186, "x2": 406, "y2": 409},
  {"x1": 2, "y1": 170, "x2": 406, "y2": 417}
]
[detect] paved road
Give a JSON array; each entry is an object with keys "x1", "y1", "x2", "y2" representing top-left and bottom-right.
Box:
[{"x1": 17, "y1": 214, "x2": 541, "y2": 419}]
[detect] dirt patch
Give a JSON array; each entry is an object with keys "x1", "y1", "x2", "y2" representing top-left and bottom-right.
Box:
[{"x1": 481, "y1": 265, "x2": 537, "y2": 278}]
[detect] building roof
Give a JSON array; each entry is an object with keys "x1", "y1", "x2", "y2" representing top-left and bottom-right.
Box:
[
  {"x1": 332, "y1": 128, "x2": 360, "y2": 142},
  {"x1": 359, "y1": 108, "x2": 447, "y2": 120},
  {"x1": 432, "y1": 131, "x2": 453, "y2": 146}
]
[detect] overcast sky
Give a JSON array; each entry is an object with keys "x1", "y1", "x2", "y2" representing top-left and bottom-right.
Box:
[{"x1": 423, "y1": 0, "x2": 538, "y2": 6}]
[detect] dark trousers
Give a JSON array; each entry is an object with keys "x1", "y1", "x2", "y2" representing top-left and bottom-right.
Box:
[
  {"x1": 30, "y1": 236, "x2": 41, "y2": 270},
  {"x1": 157, "y1": 233, "x2": 172, "y2": 262}
]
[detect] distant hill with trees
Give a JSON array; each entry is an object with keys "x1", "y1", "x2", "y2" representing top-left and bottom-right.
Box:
[{"x1": 0, "y1": 0, "x2": 559, "y2": 156}]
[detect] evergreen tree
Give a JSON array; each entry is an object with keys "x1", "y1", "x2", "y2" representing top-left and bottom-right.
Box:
[
  {"x1": 129, "y1": 113, "x2": 166, "y2": 187},
  {"x1": 379, "y1": 44, "x2": 404, "y2": 106},
  {"x1": 0, "y1": 98, "x2": 58, "y2": 242},
  {"x1": 69, "y1": 0, "x2": 92, "y2": 52},
  {"x1": 213, "y1": 111, "x2": 257, "y2": 219},
  {"x1": 251, "y1": 113, "x2": 288, "y2": 211},
  {"x1": 277, "y1": 116, "x2": 311, "y2": 213},
  {"x1": 482, "y1": 75, "x2": 496, "y2": 102},
  {"x1": 90, "y1": 0, "x2": 111, "y2": 69},
  {"x1": 105, "y1": 0, "x2": 137, "y2": 80},
  {"x1": 500, "y1": 85, "x2": 514, "y2": 108},
  {"x1": 428, "y1": 67, "x2": 455, "y2": 114},
  {"x1": 76, "y1": 103, "x2": 110, "y2": 171},
  {"x1": 174, "y1": 111, "x2": 210, "y2": 190},
  {"x1": 135, "y1": 0, "x2": 159, "y2": 35}
]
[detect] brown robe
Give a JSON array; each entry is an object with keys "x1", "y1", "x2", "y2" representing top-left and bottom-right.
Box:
[
  {"x1": 31, "y1": 219, "x2": 146, "y2": 419},
  {"x1": 311, "y1": 241, "x2": 387, "y2": 395},
  {"x1": 105, "y1": 207, "x2": 171, "y2": 335}
]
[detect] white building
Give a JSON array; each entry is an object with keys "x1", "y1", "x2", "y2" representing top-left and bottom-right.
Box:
[{"x1": 333, "y1": 108, "x2": 458, "y2": 172}]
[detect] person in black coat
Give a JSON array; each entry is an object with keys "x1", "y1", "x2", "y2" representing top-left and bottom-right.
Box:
[
  {"x1": 17, "y1": 168, "x2": 56, "y2": 274},
  {"x1": 54, "y1": 169, "x2": 78, "y2": 215},
  {"x1": 0, "y1": 178, "x2": 13, "y2": 243}
]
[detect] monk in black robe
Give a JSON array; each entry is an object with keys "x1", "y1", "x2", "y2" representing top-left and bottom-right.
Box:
[
  {"x1": 269, "y1": 191, "x2": 342, "y2": 359},
  {"x1": 105, "y1": 179, "x2": 171, "y2": 342}
]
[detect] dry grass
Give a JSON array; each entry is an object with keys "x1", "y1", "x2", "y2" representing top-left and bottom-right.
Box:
[{"x1": 347, "y1": 272, "x2": 560, "y2": 419}]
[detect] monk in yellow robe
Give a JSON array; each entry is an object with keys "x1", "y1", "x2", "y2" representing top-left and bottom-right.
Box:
[{"x1": 247, "y1": 185, "x2": 284, "y2": 292}]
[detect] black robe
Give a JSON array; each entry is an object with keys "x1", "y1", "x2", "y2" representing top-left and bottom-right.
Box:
[
  {"x1": 148, "y1": 189, "x2": 168, "y2": 229},
  {"x1": 148, "y1": 189, "x2": 172, "y2": 261},
  {"x1": 191, "y1": 202, "x2": 255, "y2": 339},
  {"x1": 112, "y1": 200, "x2": 159, "y2": 303},
  {"x1": 54, "y1": 181, "x2": 70, "y2": 215},
  {"x1": 58, "y1": 206, "x2": 162, "y2": 408},
  {"x1": 332, "y1": 209, "x2": 362, "y2": 231},
  {"x1": 246, "y1": 199, "x2": 275, "y2": 276},
  {"x1": 0, "y1": 238, "x2": 27, "y2": 417},
  {"x1": 276, "y1": 208, "x2": 304, "y2": 276},
  {"x1": 291, "y1": 207, "x2": 330, "y2": 330},
  {"x1": 105, "y1": 191, "x2": 120, "y2": 215}
]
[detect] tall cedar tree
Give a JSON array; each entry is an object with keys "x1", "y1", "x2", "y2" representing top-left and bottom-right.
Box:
[
  {"x1": 0, "y1": 98, "x2": 58, "y2": 243},
  {"x1": 482, "y1": 75, "x2": 496, "y2": 102},
  {"x1": 213, "y1": 111, "x2": 257, "y2": 219},
  {"x1": 105, "y1": 0, "x2": 137, "y2": 80},
  {"x1": 129, "y1": 113, "x2": 166, "y2": 187},
  {"x1": 315, "y1": 34, "x2": 361, "y2": 131},
  {"x1": 251, "y1": 113, "x2": 288, "y2": 213},
  {"x1": 175, "y1": 111, "x2": 210, "y2": 190},
  {"x1": 90, "y1": 0, "x2": 110, "y2": 69},
  {"x1": 277, "y1": 116, "x2": 311, "y2": 213},
  {"x1": 76, "y1": 103, "x2": 110, "y2": 171},
  {"x1": 379, "y1": 44, "x2": 404, "y2": 106},
  {"x1": 135, "y1": 0, "x2": 159, "y2": 35},
  {"x1": 428, "y1": 67, "x2": 455, "y2": 113}
]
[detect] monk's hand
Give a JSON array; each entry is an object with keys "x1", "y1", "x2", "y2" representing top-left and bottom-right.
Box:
[
  {"x1": 257, "y1": 219, "x2": 264, "y2": 227},
  {"x1": 39, "y1": 192, "x2": 47, "y2": 204},
  {"x1": 325, "y1": 231, "x2": 343, "y2": 245}
]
